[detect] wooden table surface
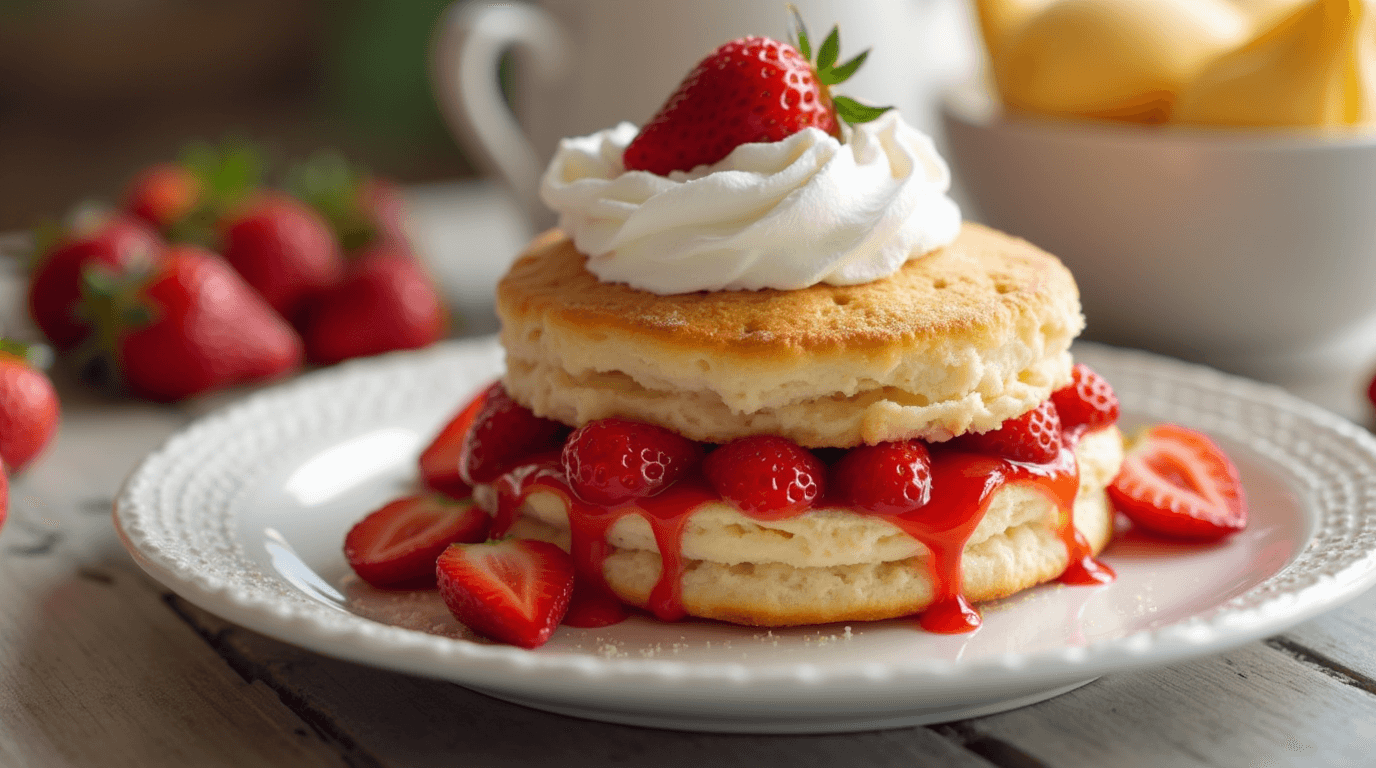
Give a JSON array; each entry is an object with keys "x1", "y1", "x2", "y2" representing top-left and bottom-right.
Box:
[{"x1": 3, "y1": 182, "x2": 1376, "y2": 768}]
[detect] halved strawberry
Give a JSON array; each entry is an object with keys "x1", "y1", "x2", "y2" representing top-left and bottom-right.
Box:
[
  {"x1": 419, "y1": 384, "x2": 492, "y2": 498},
  {"x1": 459, "y1": 383, "x2": 569, "y2": 485},
  {"x1": 436, "y1": 539, "x2": 575, "y2": 648},
  {"x1": 561, "y1": 418, "x2": 702, "y2": 505},
  {"x1": 622, "y1": 13, "x2": 890, "y2": 176},
  {"x1": 344, "y1": 494, "x2": 490, "y2": 588},
  {"x1": 957, "y1": 400, "x2": 1063, "y2": 464},
  {"x1": 1109, "y1": 424, "x2": 1247, "y2": 541},
  {"x1": 1052, "y1": 363, "x2": 1120, "y2": 432}
]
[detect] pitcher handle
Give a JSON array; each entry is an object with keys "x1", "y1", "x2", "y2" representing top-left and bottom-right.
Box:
[{"x1": 431, "y1": 2, "x2": 569, "y2": 229}]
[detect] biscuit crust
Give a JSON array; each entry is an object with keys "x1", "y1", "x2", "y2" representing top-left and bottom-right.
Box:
[{"x1": 498, "y1": 223, "x2": 1084, "y2": 446}]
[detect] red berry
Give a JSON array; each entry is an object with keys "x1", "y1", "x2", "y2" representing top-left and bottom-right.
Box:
[
  {"x1": 345, "y1": 494, "x2": 490, "y2": 588},
  {"x1": 436, "y1": 539, "x2": 575, "y2": 648},
  {"x1": 1109, "y1": 423, "x2": 1247, "y2": 541},
  {"x1": 419, "y1": 384, "x2": 492, "y2": 499},
  {"x1": 832, "y1": 440, "x2": 933, "y2": 514},
  {"x1": 959, "y1": 400, "x2": 1064, "y2": 463},
  {"x1": 1052, "y1": 364, "x2": 1120, "y2": 432},
  {"x1": 561, "y1": 418, "x2": 702, "y2": 505},
  {"x1": 302, "y1": 244, "x2": 447, "y2": 365},
  {"x1": 0, "y1": 345, "x2": 60, "y2": 473},
  {"x1": 82, "y1": 245, "x2": 304, "y2": 402},
  {"x1": 623, "y1": 36, "x2": 836, "y2": 176},
  {"x1": 29, "y1": 214, "x2": 163, "y2": 350},
  {"x1": 125, "y1": 163, "x2": 202, "y2": 231},
  {"x1": 459, "y1": 383, "x2": 569, "y2": 485},
  {"x1": 702, "y1": 435, "x2": 823, "y2": 517},
  {"x1": 220, "y1": 193, "x2": 344, "y2": 322}
]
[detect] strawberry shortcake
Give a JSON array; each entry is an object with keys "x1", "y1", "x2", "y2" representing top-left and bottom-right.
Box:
[{"x1": 449, "y1": 26, "x2": 1125, "y2": 633}]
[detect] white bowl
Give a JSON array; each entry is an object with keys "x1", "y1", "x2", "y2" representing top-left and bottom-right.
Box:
[{"x1": 942, "y1": 86, "x2": 1376, "y2": 379}]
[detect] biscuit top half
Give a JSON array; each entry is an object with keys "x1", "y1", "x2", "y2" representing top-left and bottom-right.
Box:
[{"x1": 496, "y1": 222, "x2": 1084, "y2": 447}]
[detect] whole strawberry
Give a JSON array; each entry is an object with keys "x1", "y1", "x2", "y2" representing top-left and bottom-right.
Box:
[
  {"x1": 956, "y1": 400, "x2": 1064, "y2": 464},
  {"x1": 832, "y1": 440, "x2": 933, "y2": 515},
  {"x1": 29, "y1": 214, "x2": 162, "y2": 350},
  {"x1": 703, "y1": 435, "x2": 824, "y2": 518},
  {"x1": 0, "y1": 341, "x2": 60, "y2": 473},
  {"x1": 124, "y1": 139, "x2": 265, "y2": 243},
  {"x1": 81, "y1": 245, "x2": 303, "y2": 402},
  {"x1": 301, "y1": 243, "x2": 447, "y2": 365},
  {"x1": 561, "y1": 418, "x2": 703, "y2": 505},
  {"x1": 0, "y1": 459, "x2": 8, "y2": 534},
  {"x1": 125, "y1": 163, "x2": 202, "y2": 233},
  {"x1": 287, "y1": 152, "x2": 410, "y2": 252},
  {"x1": 623, "y1": 14, "x2": 890, "y2": 176},
  {"x1": 220, "y1": 193, "x2": 344, "y2": 323}
]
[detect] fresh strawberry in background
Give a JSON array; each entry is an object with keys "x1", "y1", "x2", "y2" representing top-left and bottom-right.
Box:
[
  {"x1": 0, "y1": 459, "x2": 8, "y2": 534},
  {"x1": 28, "y1": 213, "x2": 162, "y2": 350},
  {"x1": 623, "y1": 12, "x2": 891, "y2": 175},
  {"x1": 300, "y1": 243, "x2": 447, "y2": 365},
  {"x1": 436, "y1": 538, "x2": 575, "y2": 648},
  {"x1": 123, "y1": 139, "x2": 265, "y2": 243},
  {"x1": 220, "y1": 192, "x2": 344, "y2": 323},
  {"x1": 1109, "y1": 423, "x2": 1247, "y2": 541},
  {"x1": 80, "y1": 244, "x2": 303, "y2": 402},
  {"x1": 345, "y1": 494, "x2": 490, "y2": 588},
  {"x1": 0, "y1": 341, "x2": 60, "y2": 473},
  {"x1": 287, "y1": 151, "x2": 410, "y2": 253},
  {"x1": 419, "y1": 384, "x2": 492, "y2": 499}
]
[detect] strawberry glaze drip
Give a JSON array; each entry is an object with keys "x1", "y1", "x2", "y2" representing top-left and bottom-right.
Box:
[{"x1": 491, "y1": 428, "x2": 1114, "y2": 633}]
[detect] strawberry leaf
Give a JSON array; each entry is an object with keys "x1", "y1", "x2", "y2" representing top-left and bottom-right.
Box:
[
  {"x1": 834, "y1": 96, "x2": 893, "y2": 125},
  {"x1": 816, "y1": 26, "x2": 841, "y2": 71},
  {"x1": 824, "y1": 48, "x2": 870, "y2": 86},
  {"x1": 788, "y1": 5, "x2": 812, "y2": 61}
]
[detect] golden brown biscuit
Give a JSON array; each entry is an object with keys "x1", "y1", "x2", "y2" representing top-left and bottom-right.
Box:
[{"x1": 498, "y1": 222, "x2": 1083, "y2": 446}]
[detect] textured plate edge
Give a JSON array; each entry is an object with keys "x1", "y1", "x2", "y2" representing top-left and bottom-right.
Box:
[{"x1": 112, "y1": 338, "x2": 1376, "y2": 689}]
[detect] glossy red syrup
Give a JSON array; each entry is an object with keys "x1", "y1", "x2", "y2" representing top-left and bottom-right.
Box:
[{"x1": 492, "y1": 427, "x2": 1114, "y2": 634}]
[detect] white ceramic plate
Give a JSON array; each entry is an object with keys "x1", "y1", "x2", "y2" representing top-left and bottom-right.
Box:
[{"x1": 115, "y1": 337, "x2": 1376, "y2": 734}]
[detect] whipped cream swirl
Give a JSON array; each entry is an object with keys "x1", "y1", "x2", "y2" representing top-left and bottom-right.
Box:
[{"x1": 539, "y1": 111, "x2": 962, "y2": 294}]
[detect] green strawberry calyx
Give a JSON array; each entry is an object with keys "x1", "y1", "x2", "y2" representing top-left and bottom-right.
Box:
[{"x1": 788, "y1": 6, "x2": 893, "y2": 127}]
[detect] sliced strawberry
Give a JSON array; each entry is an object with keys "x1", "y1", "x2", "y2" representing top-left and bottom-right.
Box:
[
  {"x1": 419, "y1": 384, "x2": 493, "y2": 499},
  {"x1": 622, "y1": 16, "x2": 890, "y2": 176},
  {"x1": 561, "y1": 418, "x2": 702, "y2": 505},
  {"x1": 436, "y1": 539, "x2": 575, "y2": 648},
  {"x1": 703, "y1": 435, "x2": 824, "y2": 518},
  {"x1": 459, "y1": 383, "x2": 569, "y2": 485},
  {"x1": 832, "y1": 440, "x2": 933, "y2": 514},
  {"x1": 345, "y1": 494, "x2": 490, "y2": 588},
  {"x1": 958, "y1": 400, "x2": 1063, "y2": 463},
  {"x1": 1052, "y1": 363, "x2": 1120, "y2": 432},
  {"x1": 1109, "y1": 424, "x2": 1247, "y2": 541}
]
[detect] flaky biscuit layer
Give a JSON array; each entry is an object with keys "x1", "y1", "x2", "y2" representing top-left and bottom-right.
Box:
[{"x1": 497, "y1": 223, "x2": 1084, "y2": 446}]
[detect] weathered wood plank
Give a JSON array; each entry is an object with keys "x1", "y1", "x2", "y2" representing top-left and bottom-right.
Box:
[
  {"x1": 0, "y1": 394, "x2": 348, "y2": 768},
  {"x1": 957, "y1": 641, "x2": 1376, "y2": 768},
  {"x1": 166, "y1": 598, "x2": 999, "y2": 768},
  {"x1": 1276, "y1": 584, "x2": 1376, "y2": 688}
]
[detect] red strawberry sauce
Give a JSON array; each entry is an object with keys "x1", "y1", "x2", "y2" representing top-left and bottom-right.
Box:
[{"x1": 487, "y1": 421, "x2": 1116, "y2": 634}]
